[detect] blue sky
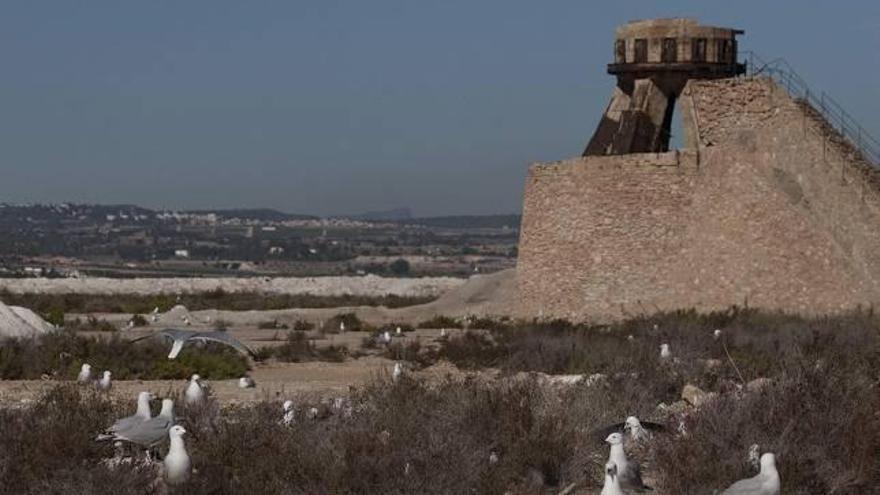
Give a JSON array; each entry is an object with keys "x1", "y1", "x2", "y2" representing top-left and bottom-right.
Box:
[{"x1": 0, "y1": 1, "x2": 877, "y2": 216}]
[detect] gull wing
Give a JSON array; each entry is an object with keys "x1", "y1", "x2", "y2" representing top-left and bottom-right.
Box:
[
  {"x1": 190, "y1": 331, "x2": 255, "y2": 358},
  {"x1": 129, "y1": 328, "x2": 197, "y2": 344}
]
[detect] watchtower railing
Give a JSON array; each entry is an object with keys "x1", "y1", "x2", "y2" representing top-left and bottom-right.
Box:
[{"x1": 740, "y1": 51, "x2": 880, "y2": 168}]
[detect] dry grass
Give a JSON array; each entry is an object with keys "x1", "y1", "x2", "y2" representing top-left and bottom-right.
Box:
[{"x1": 0, "y1": 308, "x2": 877, "y2": 493}]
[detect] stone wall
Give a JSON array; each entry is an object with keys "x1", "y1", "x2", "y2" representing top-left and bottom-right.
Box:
[{"x1": 517, "y1": 77, "x2": 880, "y2": 320}]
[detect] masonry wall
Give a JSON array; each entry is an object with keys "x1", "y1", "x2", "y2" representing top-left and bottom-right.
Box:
[{"x1": 517, "y1": 77, "x2": 880, "y2": 320}]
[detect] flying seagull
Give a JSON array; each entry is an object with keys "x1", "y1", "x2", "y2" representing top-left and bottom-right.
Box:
[
  {"x1": 131, "y1": 329, "x2": 255, "y2": 359},
  {"x1": 164, "y1": 425, "x2": 192, "y2": 486},
  {"x1": 720, "y1": 453, "x2": 780, "y2": 494},
  {"x1": 605, "y1": 432, "x2": 652, "y2": 492},
  {"x1": 601, "y1": 461, "x2": 625, "y2": 495}
]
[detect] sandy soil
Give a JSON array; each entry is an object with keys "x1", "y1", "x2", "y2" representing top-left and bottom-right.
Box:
[
  {"x1": 0, "y1": 270, "x2": 515, "y2": 405},
  {"x1": 0, "y1": 274, "x2": 464, "y2": 297}
]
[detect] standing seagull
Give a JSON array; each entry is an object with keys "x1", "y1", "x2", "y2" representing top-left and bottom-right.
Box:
[
  {"x1": 77, "y1": 363, "x2": 92, "y2": 383},
  {"x1": 96, "y1": 371, "x2": 112, "y2": 392},
  {"x1": 720, "y1": 453, "x2": 780, "y2": 495},
  {"x1": 601, "y1": 461, "x2": 625, "y2": 495},
  {"x1": 131, "y1": 329, "x2": 255, "y2": 360},
  {"x1": 282, "y1": 400, "x2": 295, "y2": 426},
  {"x1": 164, "y1": 426, "x2": 192, "y2": 486},
  {"x1": 714, "y1": 329, "x2": 723, "y2": 340},
  {"x1": 339, "y1": 320, "x2": 346, "y2": 332},
  {"x1": 659, "y1": 343, "x2": 672, "y2": 360},
  {"x1": 239, "y1": 376, "x2": 256, "y2": 389},
  {"x1": 395, "y1": 326, "x2": 402, "y2": 336},
  {"x1": 605, "y1": 432, "x2": 651, "y2": 492},
  {"x1": 392, "y1": 362, "x2": 403, "y2": 382},
  {"x1": 184, "y1": 374, "x2": 204, "y2": 405},
  {"x1": 97, "y1": 391, "x2": 153, "y2": 440}
]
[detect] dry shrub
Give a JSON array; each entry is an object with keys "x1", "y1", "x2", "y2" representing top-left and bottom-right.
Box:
[{"x1": 0, "y1": 331, "x2": 249, "y2": 380}]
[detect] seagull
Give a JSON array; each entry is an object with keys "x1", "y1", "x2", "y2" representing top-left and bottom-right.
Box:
[
  {"x1": 660, "y1": 343, "x2": 672, "y2": 360},
  {"x1": 605, "y1": 432, "x2": 651, "y2": 492},
  {"x1": 339, "y1": 321, "x2": 345, "y2": 332},
  {"x1": 184, "y1": 374, "x2": 204, "y2": 405},
  {"x1": 307, "y1": 407, "x2": 319, "y2": 420},
  {"x1": 97, "y1": 391, "x2": 153, "y2": 440},
  {"x1": 627, "y1": 335, "x2": 635, "y2": 342},
  {"x1": 164, "y1": 425, "x2": 192, "y2": 486},
  {"x1": 440, "y1": 328, "x2": 447, "y2": 338},
  {"x1": 378, "y1": 331, "x2": 391, "y2": 345},
  {"x1": 96, "y1": 371, "x2": 112, "y2": 392},
  {"x1": 131, "y1": 329, "x2": 255, "y2": 360},
  {"x1": 152, "y1": 307, "x2": 160, "y2": 314},
  {"x1": 720, "y1": 453, "x2": 780, "y2": 495},
  {"x1": 624, "y1": 416, "x2": 653, "y2": 441},
  {"x1": 282, "y1": 400, "x2": 295, "y2": 426},
  {"x1": 158, "y1": 398, "x2": 175, "y2": 420},
  {"x1": 592, "y1": 417, "x2": 665, "y2": 443},
  {"x1": 601, "y1": 461, "x2": 625, "y2": 495},
  {"x1": 395, "y1": 326, "x2": 402, "y2": 336},
  {"x1": 239, "y1": 376, "x2": 256, "y2": 389},
  {"x1": 105, "y1": 400, "x2": 175, "y2": 450},
  {"x1": 488, "y1": 450, "x2": 499, "y2": 464},
  {"x1": 77, "y1": 363, "x2": 92, "y2": 383},
  {"x1": 392, "y1": 362, "x2": 403, "y2": 382},
  {"x1": 714, "y1": 329, "x2": 723, "y2": 340}
]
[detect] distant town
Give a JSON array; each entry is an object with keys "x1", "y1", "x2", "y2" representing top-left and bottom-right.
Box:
[{"x1": 0, "y1": 203, "x2": 519, "y2": 279}]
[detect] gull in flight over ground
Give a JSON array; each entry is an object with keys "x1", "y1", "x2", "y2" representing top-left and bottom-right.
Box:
[
  {"x1": 96, "y1": 371, "x2": 112, "y2": 392},
  {"x1": 605, "y1": 432, "x2": 652, "y2": 492},
  {"x1": 720, "y1": 453, "x2": 780, "y2": 494},
  {"x1": 77, "y1": 363, "x2": 92, "y2": 383},
  {"x1": 164, "y1": 425, "x2": 192, "y2": 486},
  {"x1": 131, "y1": 328, "x2": 255, "y2": 359},
  {"x1": 601, "y1": 461, "x2": 625, "y2": 495},
  {"x1": 185, "y1": 374, "x2": 204, "y2": 405}
]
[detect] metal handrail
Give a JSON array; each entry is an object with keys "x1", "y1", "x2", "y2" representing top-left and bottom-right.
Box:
[{"x1": 740, "y1": 50, "x2": 880, "y2": 167}]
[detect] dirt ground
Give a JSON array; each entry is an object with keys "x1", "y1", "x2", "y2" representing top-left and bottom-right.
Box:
[{"x1": 0, "y1": 270, "x2": 514, "y2": 406}]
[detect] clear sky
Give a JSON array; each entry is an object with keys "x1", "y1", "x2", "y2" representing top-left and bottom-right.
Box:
[{"x1": 1, "y1": 1, "x2": 878, "y2": 216}]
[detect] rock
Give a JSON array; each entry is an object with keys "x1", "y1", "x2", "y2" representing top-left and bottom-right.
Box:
[
  {"x1": 746, "y1": 377, "x2": 772, "y2": 392},
  {"x1": 681, "y1": 384, "x2": 716, "y2": 408}
]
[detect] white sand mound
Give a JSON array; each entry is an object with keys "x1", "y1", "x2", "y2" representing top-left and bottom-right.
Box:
[
  {"x1": 0, "y1": 300, "x2": 54, "y2": 338},
  {"x1": 10, "y1": 306, "x2": 56, "y2": 333}
]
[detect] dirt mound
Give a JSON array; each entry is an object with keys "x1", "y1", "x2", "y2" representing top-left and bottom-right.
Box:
[
  {"x1": 395, "y1": 269, "x2": 516, "y2": 320},
  {"x1": 0, "y1": 300, "x2": 54, "y2": 338}
]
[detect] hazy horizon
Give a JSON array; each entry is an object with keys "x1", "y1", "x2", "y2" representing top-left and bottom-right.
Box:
[{"x1": 1, "y1": 1, "x2": 878, "y2": 216}]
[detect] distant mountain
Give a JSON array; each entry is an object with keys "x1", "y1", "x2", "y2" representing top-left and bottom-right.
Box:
[
  {"x1": 351, "y1": 207, "x2": 413, "y2": 222},
  {"x1": 399, "y1": 214, "x2": 521, "y2": 229},
  {"x1": 185, "y1": 208, "x2": 318, "y2": 222}
]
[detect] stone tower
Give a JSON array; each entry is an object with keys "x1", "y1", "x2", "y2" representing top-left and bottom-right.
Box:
[
  {"x1": 516, "y1": 18, "x2": 880, "y2": 321},
  {"x1": 584, "y1": 19, "x2": 744, "y2": 156}
]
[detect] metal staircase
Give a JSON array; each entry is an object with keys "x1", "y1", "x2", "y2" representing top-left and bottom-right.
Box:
[{"x1": 741, "y1": 51, "x2": 880, "y2": 168}]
